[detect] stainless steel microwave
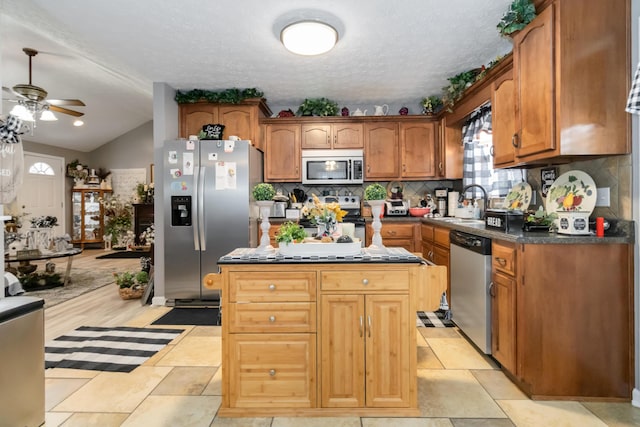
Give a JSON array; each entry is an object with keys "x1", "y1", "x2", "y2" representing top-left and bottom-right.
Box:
[{"x1": 301, "y1": 149, "x2": 364, "y2": 185}]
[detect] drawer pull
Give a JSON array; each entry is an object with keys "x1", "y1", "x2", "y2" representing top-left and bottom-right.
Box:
[
  {"x1": 268, "y1": 284, "x2": 276, "y2": 291},
  {"x1": 495, "y1": 257, "x2": 507, "y2": 266},
  {"x1": 269, "y1": 315, "x2": 276, "y2": 322},
  {"x1": 269, "y1": 369, "x2": 276, "y2": 376},
  {"x1": 367, "y1": 315, "x2": 372, "y2": 338},
  {"x1": 362, "y1": 278, "x2": 369, "y2": 285}
]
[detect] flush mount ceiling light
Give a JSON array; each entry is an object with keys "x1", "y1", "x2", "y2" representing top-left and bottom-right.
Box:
[
  {"x1": 73, "y1": 119, "x2": 84, "y2": 127},
  {"x1": 281, "y1": 21, "x2": 338, "y2": 55}
]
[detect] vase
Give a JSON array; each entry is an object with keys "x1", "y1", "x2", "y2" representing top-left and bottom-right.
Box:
[
  {"x1": 367, "y1": 200, "x2": 386, "y2": 253},
  {"x1": 254, "y1": 200, "x2": 275, "y2": 254},
  {"x1": 317, "y1": 221, "x2": 337, "y2": 238}
]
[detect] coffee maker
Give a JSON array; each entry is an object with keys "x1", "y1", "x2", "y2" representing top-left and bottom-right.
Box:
[{"x1": 434, "y1": 188, "x2": 449, "y2": 216}]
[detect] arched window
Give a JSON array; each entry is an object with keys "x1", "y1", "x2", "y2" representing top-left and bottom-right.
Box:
[{"x1": 28, "y1": 162, "x2": 55, "y2": 176}]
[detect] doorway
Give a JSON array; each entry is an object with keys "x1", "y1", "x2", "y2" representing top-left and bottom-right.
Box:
[{"x1": 16, "y1": 152, "x2": 66, "y2": 235}]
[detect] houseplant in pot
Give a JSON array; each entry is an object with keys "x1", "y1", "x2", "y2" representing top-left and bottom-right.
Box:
[
  {"x1": 252, "y1": 183, "x2": 276, "y2": 253},
  {"x1": 114, "y1": 271, "x2": 146, "y2": 300},
  {"x1": 364, "y1": 183, "x2": 387, "y2": 252}
]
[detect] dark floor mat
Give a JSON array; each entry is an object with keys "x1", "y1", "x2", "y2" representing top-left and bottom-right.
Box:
[{"x1": 151, "y1": 307, "x2": 219, "y2": 326}]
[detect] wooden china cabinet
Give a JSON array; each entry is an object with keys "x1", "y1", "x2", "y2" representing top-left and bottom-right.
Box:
[{"x1": 71, "y1": 189, "x2": 112, "y2": 248}]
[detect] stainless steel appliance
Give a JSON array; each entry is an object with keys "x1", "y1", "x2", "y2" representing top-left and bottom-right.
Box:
[
  {"x1": 301, "y1": 149, "x2": 364, "y2": 185},
  {"x1": 385, "y1": 199, "x2": 409, "y2": 216},
  {"x1": 449, "y1": 230, "x2": 492, "y2": 354},
  {"x1": 300, "y1": 195, "x2": 365, "y2": 245},
  {"x1": 163, "y1": 139, "x2": 262, "y2": 305},
  {"x1": 0, "y1": 296, "x2": 45, "y2": 427},
  {"x1": 435, "y1": 188, "x2": 449, "y2": 216}
]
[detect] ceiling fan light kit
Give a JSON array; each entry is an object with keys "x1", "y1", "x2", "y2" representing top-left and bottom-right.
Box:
[
  {"x1": 3, "y1": 47, "x2": 85, "y2": 132},
  {"x1": 281, "y1": 21, "x2": 338, "y2": 55}
]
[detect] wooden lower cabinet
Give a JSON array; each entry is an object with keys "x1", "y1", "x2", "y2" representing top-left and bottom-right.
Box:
[
  {"x1": 320, "y1": 294, "x2": 410, "y2": 408},
  {"x1": 228, "y1": 334, "x2": 316, "y2": 408},
  {"x1": 219, "y1": 262, "x2": 432, "y2": 417},
  {"x1": 365, "y1": 221, "x2": 420, "y2": 252},
  {"x1": 421, "y1": 223, "x2": 450, "y2": 300},
  {"x1": 489, "y1": 241, "x2": 634, "y2": 400}
]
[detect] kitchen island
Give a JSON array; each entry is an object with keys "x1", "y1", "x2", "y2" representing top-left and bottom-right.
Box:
[{"x1": 208, "y1": 247, "x2": 444, "y2": 417}]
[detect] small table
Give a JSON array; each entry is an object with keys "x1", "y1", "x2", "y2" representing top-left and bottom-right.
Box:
[{"x1": 5, "y1": 248, "x2": 83, "y2": 288}]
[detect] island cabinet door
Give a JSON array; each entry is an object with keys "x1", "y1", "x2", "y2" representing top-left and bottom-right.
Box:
[
  {"x1": 320, "y1": 294, "x2": 411, "y2": 408},
  {"x1": 320, "y1": 295, "x2": 365, "y2": 407}
]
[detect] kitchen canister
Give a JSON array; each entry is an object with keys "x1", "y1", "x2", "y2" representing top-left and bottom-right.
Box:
[{"x1": 447, "y1": 192, "x2": 459, "y2": 217}]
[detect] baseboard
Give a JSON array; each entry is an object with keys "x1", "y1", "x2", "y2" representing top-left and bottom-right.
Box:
[
  {"x1": 151, "y1": 296, "x2": 166, "y2": 306},
  {"x1": 633, "y1": 388, "x2": 640, "y2": 408}
]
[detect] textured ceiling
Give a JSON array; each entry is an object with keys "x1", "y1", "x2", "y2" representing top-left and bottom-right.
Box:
[{"x1": 0, "y1": 0, "x2": 513, "y2": 152}]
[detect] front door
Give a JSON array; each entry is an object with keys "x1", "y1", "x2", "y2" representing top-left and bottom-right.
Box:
[{"x1": 16, "y1": 153, "x2": 66, "y2": 234}]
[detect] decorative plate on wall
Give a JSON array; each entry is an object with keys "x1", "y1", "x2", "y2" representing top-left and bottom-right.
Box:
[
  {"x1": 502, "y1": 182, "x2": 532, "y2": 211},
  {"x1": 546, "y1": 170, "x2": 597, "y2": 213}
]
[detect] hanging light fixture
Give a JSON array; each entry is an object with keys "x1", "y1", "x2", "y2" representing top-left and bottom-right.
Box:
[
  {"x1": 40, "y1": 108, "x2": 58, "y2": 121},
  {"x1": 281, "y1": 21, "x2": 338, "y2": 56}
]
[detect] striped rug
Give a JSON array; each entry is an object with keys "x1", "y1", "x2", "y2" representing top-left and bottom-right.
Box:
[
  {"x1": 45, "y1": 326, "x2": 184, "y2": 372},
  {"x1": 416, "y1": 310, "x2": 455, "y2": 328}
]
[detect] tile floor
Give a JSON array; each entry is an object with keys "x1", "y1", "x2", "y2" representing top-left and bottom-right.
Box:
[{"x1": 43, "y1": 300, "x2": 640, "y2": 426}]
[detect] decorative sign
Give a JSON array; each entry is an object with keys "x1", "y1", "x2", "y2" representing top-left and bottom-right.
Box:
[
  {"x1": 16, "y1": 249, "x2": 41, "y2": 260},
  {"x1": 202, "y1": 124, "x2": 225, "y2": 140},
  {"x1": 111, "y1": 168, "x2": 147, "y2": 199},
  {"x1": 541, "y1": 167, "x2": 557, "y2": 198}
]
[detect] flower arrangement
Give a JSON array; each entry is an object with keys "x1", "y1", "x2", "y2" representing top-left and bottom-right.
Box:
[
  {"x1": 275, "y1": 221, "x2": 307, "y2": 244},
  {"x1": 30, "y1": 215, "x2": 58, "y2": 228},
  {"x1": 100, "y1": 195, "x2": 133, "y2": 244},
  {"x1": 421, "y1": 95, "x2": 443, "y2": 115},
  {"x1": 301, "y1": 194, "x2": 347, "y2": 236},
  {"x1": 139, "y1": 224, "x2": 155, "y2": 246}
]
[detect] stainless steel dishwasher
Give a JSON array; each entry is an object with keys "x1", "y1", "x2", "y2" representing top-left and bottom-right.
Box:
[{"x1": 449, "y1": 230, "x2": 492, "y2": 354}]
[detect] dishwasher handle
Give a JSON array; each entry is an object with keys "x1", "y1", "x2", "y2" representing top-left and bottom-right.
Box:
[{"x1": 449, "y1": 230, "x2": 492, "y2": 255}]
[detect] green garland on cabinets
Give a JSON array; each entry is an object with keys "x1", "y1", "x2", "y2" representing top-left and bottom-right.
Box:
[{"x1": 174, "y1": 88, "x2": 264, "y2": 104}]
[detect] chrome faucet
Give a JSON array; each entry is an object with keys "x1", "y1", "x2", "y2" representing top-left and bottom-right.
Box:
[{"x1": 459, "y1": 184, "x2": 488, "y2": 218}]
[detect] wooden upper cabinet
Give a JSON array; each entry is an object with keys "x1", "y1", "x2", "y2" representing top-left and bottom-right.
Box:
[
  {"x1": 400, "y1": 122, "x2": 437, "y2": 178},
  {"x1": 178, "y1": 98, "x2": 271, "y2": 150},
  {"x1": 491, "y1": 65, "x2": 517, "y2": 167},
  {"x1": 364, "y1": 122, "x2": 399, "y2": 180},
  {"x1": 302, "y1": 122, "x2": 364, "y2": 149},
  {"x1": 512, "y1": 0, "x2": 630, "y2": 162},
  {"x1": 513, "y1": 5, "x2": 555, "y2": 158},
  {"x1": 264, "y1": 124, "x2": 301, "y2": 182}
]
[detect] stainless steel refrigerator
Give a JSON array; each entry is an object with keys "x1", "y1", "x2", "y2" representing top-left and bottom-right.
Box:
[{"x1": 163, "y1": 139, "x2": 262, "y2": 305}]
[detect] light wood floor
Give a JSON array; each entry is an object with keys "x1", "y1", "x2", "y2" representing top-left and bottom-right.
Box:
[{"x1": 43, "y1": 249, "x2": 155, "y2": 341}]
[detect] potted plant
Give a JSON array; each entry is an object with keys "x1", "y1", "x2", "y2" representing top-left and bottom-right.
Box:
[
  {"x1": 275, "y1": 221, "x2": 308, "y2": 245},
  {"x1": 497, "y1": 0, "x2": 536, "y2": 37},
  {"x1": 364, "y1": 183, "x2": 387, "y2": 251},
  {"x1": 421, "y1": 95, "x2": 443, "y2": 115},
  {"x1": 296, "y1": 98, "x2": 338, "y2": 117},
  {"x1": 364, "y1": 183, "x2": 387, "y2": 201},
  {"x1": 252, "y1": 182, "x2": 276, "y2": 201},
  {"x1": 253, "y1": 183, "x2": 276, "y2": 253},
  {"x1": 114, "y1": 271, "x2": 146, "y2": 299}
]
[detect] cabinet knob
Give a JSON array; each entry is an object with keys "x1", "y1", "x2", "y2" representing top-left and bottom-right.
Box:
[
  {"x1": 362, "y1": 278, "x2": 369, "y2": 285},
  {"x1": 495, "y1": 257, "x2": 507, "y2": 266},
  {"x1": 268, "y1": 284, "x2": 276, "y2": 291},
  {"x1": 269, "y1": 315, "x2": 276, "y2": 322},
  {"x1": 269, "y1": 369, "x2": 276, "y2": 376}
]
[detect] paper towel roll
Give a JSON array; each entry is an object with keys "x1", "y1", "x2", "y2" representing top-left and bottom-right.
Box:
[{"x1": 448, "y1": 192, "x2": 459, "y2": 216}]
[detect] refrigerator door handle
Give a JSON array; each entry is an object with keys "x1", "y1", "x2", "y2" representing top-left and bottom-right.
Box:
[
  {"x1": 193, "y1": 166, "x2": 200, "y2": 251},
  {"x1": 198, "y1": 166, "x2": 206, "y2": 251}
]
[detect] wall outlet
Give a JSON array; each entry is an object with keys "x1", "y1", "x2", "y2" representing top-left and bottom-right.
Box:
[{"x1": 595, "y1": 187, "x2": 610, "y2": 207}]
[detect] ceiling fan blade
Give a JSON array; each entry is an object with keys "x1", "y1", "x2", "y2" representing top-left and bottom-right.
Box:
[
  {"x1": 47, "y1": 99, "x2": 86, "y2": 107},
  {"x1": 49, "y1": 105, "x2": 84, "y2": 117}
]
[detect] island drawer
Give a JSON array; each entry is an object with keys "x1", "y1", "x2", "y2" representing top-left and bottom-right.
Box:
[
  {"x1": 229, "y1": 271, "x2": 316, "y2": 302},
  {"x1": 492, "y1": 241, "x2": 516, "y2": 276},
  {"x1": 321, "y1": 270, "x2": 409, "y2": 292},
  {"x1": 228, "y1": 302, "x2": 316, "y2": 333},
  {"x1": 228, "y1": 334, "x2": 316, "y2": 408},
  {"x1": 379, "y1": 223, "x2": 415, "y2": 239}
]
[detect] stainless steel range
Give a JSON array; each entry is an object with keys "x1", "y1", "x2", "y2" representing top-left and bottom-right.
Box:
[{"x1": 300, "y1": 195, "x2": 366, "y2": 245}]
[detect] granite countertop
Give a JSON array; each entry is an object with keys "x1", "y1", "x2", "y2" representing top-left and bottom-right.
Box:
[
  {"x1": 218, "y1": 247, "x2": 424, "y2": 264},
  {"x1": 418, "y1": 217, "x2": 635, "y2": 244}
]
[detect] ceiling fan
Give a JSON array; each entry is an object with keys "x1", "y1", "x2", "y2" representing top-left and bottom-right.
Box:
[{"x1": 2, "y1": 47, "x2": 85, "y2": 122}]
